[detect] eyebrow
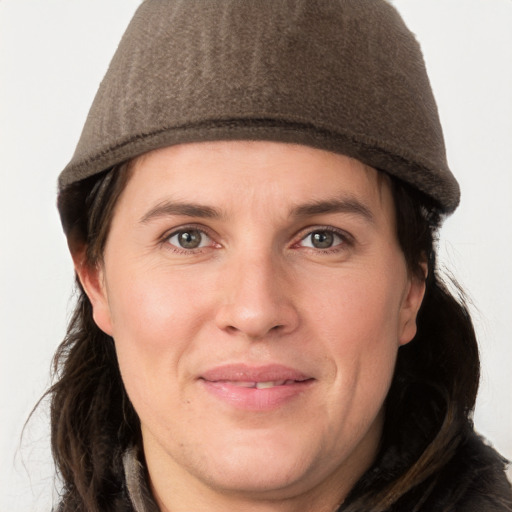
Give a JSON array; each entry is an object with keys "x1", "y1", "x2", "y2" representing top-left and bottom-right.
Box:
[
  {"x1": 140, "y1": 200, "x2": 222, "y2": 223},
  {"x1": 139, "y1": 196, "x2": 375, "y2": 225},
  {"x1": 290, "y1": 197, "x2": 375, "y2": 224}
]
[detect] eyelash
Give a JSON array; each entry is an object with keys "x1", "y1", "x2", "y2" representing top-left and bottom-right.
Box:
[
  {"x1": 161, "y1": 225, "x2": 218, "y2": 254},
  {"x1": 294, "y1": 226, "x2": 353, "y2": 254},
  {"x1": 160, "y1": 225, "x2": 353, "y2": 255}
]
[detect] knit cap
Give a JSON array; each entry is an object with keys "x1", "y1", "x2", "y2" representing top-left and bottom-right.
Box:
[{"x1": 58, "y1": 0, "x2": 460, "y2": 213}]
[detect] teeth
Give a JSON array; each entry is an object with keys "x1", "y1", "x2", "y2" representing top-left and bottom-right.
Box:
[
  {"x1": 231, "y1": 381, "x2": 257, "y2": 388},
  {"x1": 256, "y1": 380, "x2": 286, "y2": 389},
  {"x1": 221, "y1": 380, "x2": 291, "y2": 389}
]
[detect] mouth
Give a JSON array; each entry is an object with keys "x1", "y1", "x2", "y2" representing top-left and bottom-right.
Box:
[
  {"x1": 199, "y1": 364, "x2": 315, "y2": 411},
  {"x1": 215, "y1": 379, "x2": 307, "y2": 389}
]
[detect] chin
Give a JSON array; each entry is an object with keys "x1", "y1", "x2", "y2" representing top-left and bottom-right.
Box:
[
  {"x1": 181, "y1": 427, "x2": 335, "y2": 498},
  {"x1": 203, "y1": 453, "x2": 317, "y2": 498}
]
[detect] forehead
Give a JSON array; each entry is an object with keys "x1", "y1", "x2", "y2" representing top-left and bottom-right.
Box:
[{"x1": 125, "y1": 141, "x2": 392, "y2": 207}]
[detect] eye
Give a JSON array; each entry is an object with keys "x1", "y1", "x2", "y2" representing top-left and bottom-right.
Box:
[
  {"x1": 166, "y1": 228, "x2": 212, "y2": 250},
  {"x1": 299, "y1": 229, "x2": 346, "y2": 250}
]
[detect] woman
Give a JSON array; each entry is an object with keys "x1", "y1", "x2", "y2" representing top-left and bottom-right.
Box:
[{"x1": 50, "y1": 1, "x2": 511, "y2": 511}]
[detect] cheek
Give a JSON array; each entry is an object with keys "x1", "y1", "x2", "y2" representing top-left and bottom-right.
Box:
[
  {"x1": 308, "y1": 267, "x2": 404, "y2": 353},
  {"x1": 104, "y1": 265, "x2": 211, "y2": 413},
  {"x1": 303, "y1": 267, "x2": 404, "y2": 421},
  {"x1": 107, "y1": 261, "x2": 208, "y2": 341}
]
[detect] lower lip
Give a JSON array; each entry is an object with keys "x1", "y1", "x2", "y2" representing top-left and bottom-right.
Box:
[{"x1": 200, "y1": 380, "x2": 314, "y2": 411}]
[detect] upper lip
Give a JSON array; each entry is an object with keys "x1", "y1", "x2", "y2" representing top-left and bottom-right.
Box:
[{"x1": 200, "y1": 364, "x2": 312, "y2": 383}]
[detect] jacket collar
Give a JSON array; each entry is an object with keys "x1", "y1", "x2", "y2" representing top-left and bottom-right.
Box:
[{"x1": 123, "y1": 446, "x2": 160, "y2": 512}]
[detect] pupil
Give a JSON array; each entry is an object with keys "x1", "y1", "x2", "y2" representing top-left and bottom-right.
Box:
[
  {"x1": 312, "y1": 231, "x2": 333, "y2": 248},
  {"x1": 179, "y1": 230, "x2": 201, "y2": 248}
]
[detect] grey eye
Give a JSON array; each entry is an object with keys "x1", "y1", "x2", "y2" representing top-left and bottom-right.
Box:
[
  {"x1": 310, "y1": 231, "x2": 334, "y2": 248},
  {"x1": 168, "y1": 229, "x2": 209, "y2": 249},
  {"x1": 300, "y1": 230, "x2": 343, "y2": 249}
]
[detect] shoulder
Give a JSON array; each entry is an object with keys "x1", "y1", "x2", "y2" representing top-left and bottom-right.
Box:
[
  {"x1": 341, "y1": 428, "x2": 511, "y2": 512},
  {"x1": 419, "y1": 431, "x2": 512, "y2": 512},
  {"x1": 449, "y1": 432, "x2": 512, "y2": 511}
]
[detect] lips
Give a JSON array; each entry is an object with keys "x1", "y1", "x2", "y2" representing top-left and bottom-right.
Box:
[
  {"x1": 201, "y1": 363, "x2": 310, "y2": 382},
  {"x1": 199, "y1": 364, "x2": 314, "y2": 410},
  {"x1": 221, "y1": 379, "x2": 301, "y2": 389}
]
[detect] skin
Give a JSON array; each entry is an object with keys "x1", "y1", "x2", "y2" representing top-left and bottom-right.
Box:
[{"x1": 77, "y1": 141, "x2": 426, "y2": 512}]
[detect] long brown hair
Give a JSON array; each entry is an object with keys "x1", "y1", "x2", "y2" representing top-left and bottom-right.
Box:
[
  {"x1": 342, "y1": 179, "x2": 480, "y2": 511},
  {"x1": 48, "y1": 164, "x2": 480, "y2": 511}
]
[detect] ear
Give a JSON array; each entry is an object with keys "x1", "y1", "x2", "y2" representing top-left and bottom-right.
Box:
[
  {"x1": 398, "y1": 263, "x2": 427, "y2": 346},
  {"x1": 71, "y1": 244, "x2": 114, "y2": 336}
]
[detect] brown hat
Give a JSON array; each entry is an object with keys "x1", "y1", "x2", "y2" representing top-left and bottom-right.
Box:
[{"x1": 58, "y1": 0, "x2": 460, "y2": 213}]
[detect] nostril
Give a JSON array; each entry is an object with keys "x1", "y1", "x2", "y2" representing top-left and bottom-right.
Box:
[
  {"x1": 215, "y1": 297, "x2": 300, "y2": 339},
  {"x1": 223, "y1": 323, "x2": 285, "y2": 339}
]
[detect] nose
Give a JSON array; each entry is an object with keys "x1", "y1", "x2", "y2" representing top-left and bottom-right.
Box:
[{"x1": 214, "y1": 253, "x2": 300, "y2": 340}]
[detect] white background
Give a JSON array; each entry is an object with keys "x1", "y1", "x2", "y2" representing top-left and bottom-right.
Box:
[{"x1": 1, "y1": 1, "x2": 511, "y2": 510}]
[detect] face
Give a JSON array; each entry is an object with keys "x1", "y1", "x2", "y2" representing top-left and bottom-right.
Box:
[{"x1": 80, "y1": 141, "x2": 425, "y2": 509}]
